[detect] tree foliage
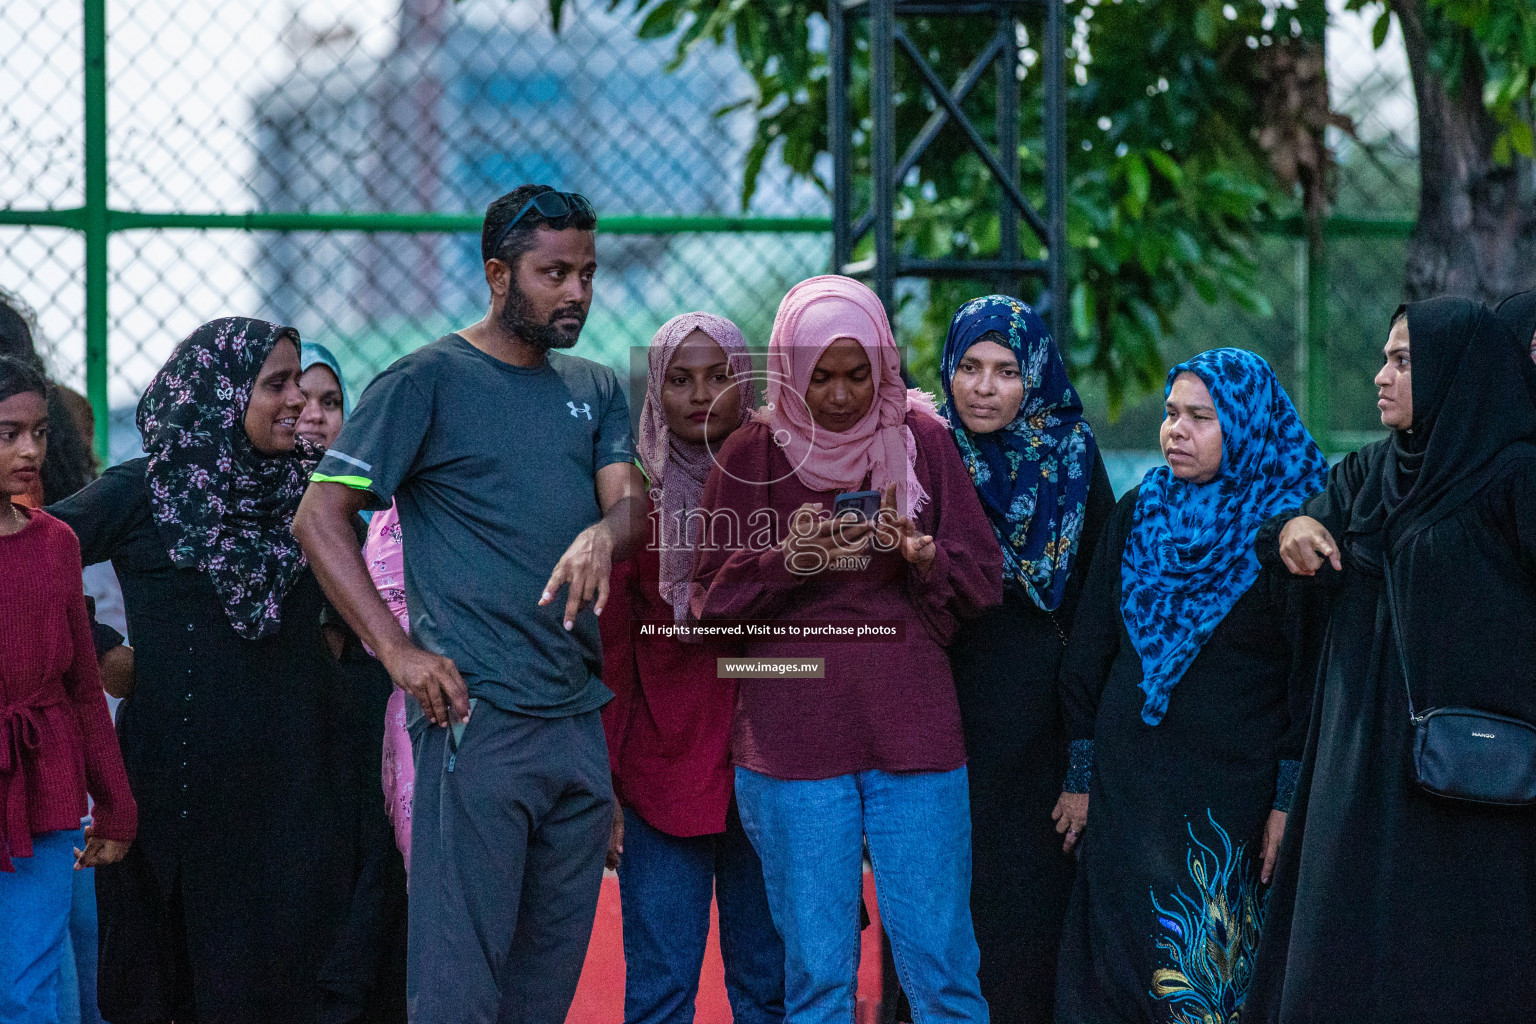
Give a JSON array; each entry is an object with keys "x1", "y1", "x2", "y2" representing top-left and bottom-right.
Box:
[
  {"x1": 1357, "y1": 0, "x2": 1536, "y2": 163},
  {"x1": 546, "y1": 0, "x2": 1535, "y2": 402}
]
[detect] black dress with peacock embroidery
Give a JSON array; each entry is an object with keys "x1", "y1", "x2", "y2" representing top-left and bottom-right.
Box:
[{"x1": 1054, "y1": 488, "x2": 1320, "y2": 1024}]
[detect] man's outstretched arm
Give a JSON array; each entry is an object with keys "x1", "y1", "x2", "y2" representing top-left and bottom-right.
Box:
[
  {"x1": 293, "y1": 481, "x2": 469, "y2": 726},
  {"x1": 539, "y1": 461, "x2": 647, "y2": 629}
]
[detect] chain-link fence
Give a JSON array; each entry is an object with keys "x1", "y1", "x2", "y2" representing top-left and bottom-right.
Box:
[
  {"x1": 3, "y1": 0, "x2": 1420, "y2": 470},
  {"x1": 2, "y1": 0, "x2": 834, "y2": 462},
  {"x1": 1088, "y1": 3, "x2": 1419, "y2": 460}
]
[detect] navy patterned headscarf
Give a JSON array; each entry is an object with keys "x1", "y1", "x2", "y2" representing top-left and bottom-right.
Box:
[
  {"x1": 1121, "y1": 348, "x2": 1327, "y2": 725},
  {"x1": 939, "y1": 295, "x2": 1096, "y2": 611},
  {"x1": 137, "y1": 317, "x2": 318, "y2": 640}
]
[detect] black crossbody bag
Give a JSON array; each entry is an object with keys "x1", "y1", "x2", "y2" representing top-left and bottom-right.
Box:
[{"x1": 1384, "y1": 561, "x2": 1536, "y2": 806}]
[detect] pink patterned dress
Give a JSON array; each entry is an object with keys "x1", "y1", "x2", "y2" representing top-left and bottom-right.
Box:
[{"x1": 363, "y1": 503, "x2": 414, "y2": 867}]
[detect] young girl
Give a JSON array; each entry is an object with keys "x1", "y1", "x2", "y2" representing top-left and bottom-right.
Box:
[{"x1": 0, "y1": 353, "x2": 136, "y2": 1023}]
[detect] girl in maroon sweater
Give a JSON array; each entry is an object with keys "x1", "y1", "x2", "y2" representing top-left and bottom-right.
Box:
[{"x1": 0, "y1": 354, "x2": 135, "y2": 1020}]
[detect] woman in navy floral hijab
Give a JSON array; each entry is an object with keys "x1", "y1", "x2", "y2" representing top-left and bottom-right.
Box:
[
  {"x1": 940, "y1": 294, "x2": 1117, "y2": 1024},
  {"x1": 137, "y1": 316, "x2": 317, "y2": 638},
  {"x1": 939, "y1": 295, "x2": 1097, "y2": 612}
]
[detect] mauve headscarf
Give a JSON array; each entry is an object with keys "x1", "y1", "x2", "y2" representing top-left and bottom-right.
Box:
[
  {"x1": 638, "y1": 312, "x2": 755, "y2": 621},
  {"x1": 758, "y1": 275, "x2": 940, "y2": 518}
]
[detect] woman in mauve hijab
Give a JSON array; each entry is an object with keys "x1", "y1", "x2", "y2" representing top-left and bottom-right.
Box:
[
  {"x1": 598, "y1": 311, "x2": 785, "y2": 1024},
  {"x1": 692, "y1": 275, "x2": 1002, "y2": 1024}
]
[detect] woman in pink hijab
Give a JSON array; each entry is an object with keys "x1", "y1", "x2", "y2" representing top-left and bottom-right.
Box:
[
  {"x1": 599, "y1": 311, "x2": 787, "y2": 1023},
  {"x1": 692, "y1": 276, "x2": 1003, "y2": 1023}
]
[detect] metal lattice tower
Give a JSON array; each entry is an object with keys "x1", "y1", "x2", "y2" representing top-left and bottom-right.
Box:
[{"x1": 829, "y1": 0, "x2": 1067, "y2": 345}]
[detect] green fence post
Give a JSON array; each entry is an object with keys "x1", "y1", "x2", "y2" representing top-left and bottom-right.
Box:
[
  {"x1": 84, "y1": 0, "x2": 109, "y2": 463},
  {"x1": 1303, "y1": 218, "x2": 1331, "y2": 453}
]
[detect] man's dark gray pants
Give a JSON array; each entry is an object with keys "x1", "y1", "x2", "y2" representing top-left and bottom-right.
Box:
[{"x1": 405, "y1": 701, "x2": 612, "y2": 1024}]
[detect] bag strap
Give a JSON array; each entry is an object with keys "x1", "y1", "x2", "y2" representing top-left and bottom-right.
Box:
[{"x1": 1381, "y1": 558, "x2": 1421, "y2": 722}]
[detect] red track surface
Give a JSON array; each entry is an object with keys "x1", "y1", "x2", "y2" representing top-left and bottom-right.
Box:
[{"x1": 565, "y1": 868, "x2": 885, "y2": 1023}]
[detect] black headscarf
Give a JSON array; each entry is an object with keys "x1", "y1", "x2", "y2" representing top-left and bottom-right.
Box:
[
  {"x1": 136, "y1": 317, "x2": 318, "y2": 639},
  {"x1": 1495, "y1": 290, "x2": 1536, "y2": 411},
  {"x1": 1495, "y1": 290, "x2": 1536, "y2": 359},
  {"x1": 1344, "y1": 296, "x2": 1536, "y2": 570}
]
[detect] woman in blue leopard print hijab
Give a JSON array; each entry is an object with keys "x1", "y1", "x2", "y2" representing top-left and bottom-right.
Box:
[
  {"x1": 1120, "y1": 347, "x2": 1329, "y2": 726},
  {"x1": 1053, "y1": 347, "x2": 1329, "y2": 1024}
]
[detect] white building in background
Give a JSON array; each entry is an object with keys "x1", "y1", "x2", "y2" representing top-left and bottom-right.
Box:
[{"x1": 250, "y1": 0, "x2": 825, "y2": 379}]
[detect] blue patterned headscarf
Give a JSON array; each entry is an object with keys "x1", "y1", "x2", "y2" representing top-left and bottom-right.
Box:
[
  {"x1": 1121, "y1": 348, "x2": 1327, "y2": 725},
  {"x1": 939, "y1": 295, "x2": 1096, "y2": 611},
  {"x1": 300, "y1": 342, "x2": 351, "y2": 417}
]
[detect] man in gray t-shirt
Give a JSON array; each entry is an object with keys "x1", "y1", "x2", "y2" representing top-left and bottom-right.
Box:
[
  {"x1": 313, "y1": 335, "x2": 631, "y2": 717},
  {"x1": 295, "y1": 185, "x2": 644, "y2": 1024}
]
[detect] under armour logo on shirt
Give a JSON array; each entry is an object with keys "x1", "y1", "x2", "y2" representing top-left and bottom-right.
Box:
[{"x1": 568, "y1": 401, "x2": 592, "y2": 420}]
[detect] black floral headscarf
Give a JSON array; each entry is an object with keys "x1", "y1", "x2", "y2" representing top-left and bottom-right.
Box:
[{"x1": 136, "y1": 317, "x2": 318, "y2": 639}]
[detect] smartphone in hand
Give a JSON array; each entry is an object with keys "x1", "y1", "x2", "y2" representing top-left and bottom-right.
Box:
[{"x1": 832, "y1": 490, "x2": 881, "y2": 521}]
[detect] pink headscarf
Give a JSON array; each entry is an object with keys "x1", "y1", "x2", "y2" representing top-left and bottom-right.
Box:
[
  {"x1": 637, "y1": 312, "x2": 755, "y2": 621},
  {"x1": 759, "y1": 275, "x2": 940, "y2": 518}
]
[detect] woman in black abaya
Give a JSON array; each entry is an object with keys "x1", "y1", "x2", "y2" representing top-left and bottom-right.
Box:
[
  {"x1": 937, "y1": 297, "x2": 1115, "y2": 1024},
  {"x1": 50, "y1": 319, "x2": 362, "y2": 1024},
  {"x1": 1250, "y1": 297, "x2": 1536, "y2": 1024}
]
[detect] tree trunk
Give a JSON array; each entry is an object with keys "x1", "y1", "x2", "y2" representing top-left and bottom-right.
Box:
[{"x1": 1394, "y1": 0, "x2": 1536, "y2": 302}]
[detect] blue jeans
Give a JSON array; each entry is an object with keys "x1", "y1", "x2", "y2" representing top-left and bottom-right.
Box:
[
  {"x1": 0, "y1": 828, "x2": 79, "y2": 1024},
  {"x1": 53, "y1": 816, "x2": 105, "y2": 1024},
  {"x1": 735, "y1": 766, "x2": 988, "y2": 1024},
  {"x1": 59, "y1": 835, "x2": 106, "y2": 1024},
  {"x1": 618, "y1": 803, "x2": 785, "y2": 1024}
]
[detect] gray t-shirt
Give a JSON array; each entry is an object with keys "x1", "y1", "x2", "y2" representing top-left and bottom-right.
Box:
[{"x1": 315, "y1": 334, "x2": 632, "y2": 717}]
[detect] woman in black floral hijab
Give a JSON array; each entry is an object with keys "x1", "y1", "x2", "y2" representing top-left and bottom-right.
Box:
[
  {"x1": 137, "y1": 316, "x2": 317, "y2": 637},
  {"x1": 50, "y1": 318, "x2": 381, "y2": 1024}
]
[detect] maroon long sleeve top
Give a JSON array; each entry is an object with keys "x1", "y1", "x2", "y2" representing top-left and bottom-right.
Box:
[
  {"x1": 0, "y1": 509, "x2": 136, "y2": 870},
  {"x1": 691, "y1": 411, "x2": 1003, "y2": 781},
  {"x1": 599, "y1": 497, "x2": 742, "y2": 837}
]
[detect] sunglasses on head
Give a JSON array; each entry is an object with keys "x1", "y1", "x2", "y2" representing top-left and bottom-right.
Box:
[{"x1": 486, "y1": 190, "x2": 596, "y2": 262}]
